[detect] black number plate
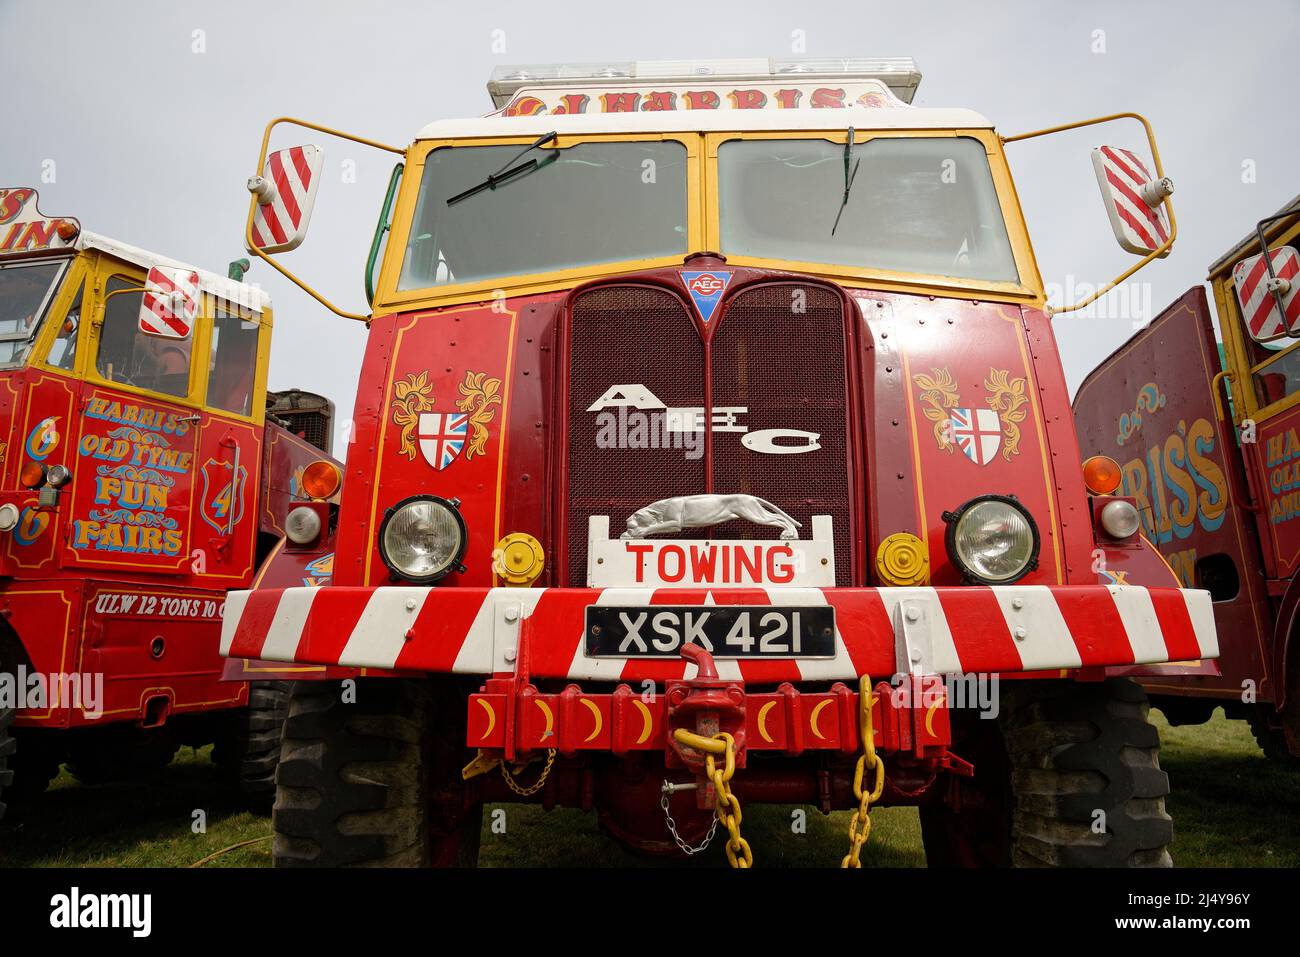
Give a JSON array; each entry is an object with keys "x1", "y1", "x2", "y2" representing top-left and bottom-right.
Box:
[{"x1": 584, "y1": 605, "x2": 835, "y2": 658}]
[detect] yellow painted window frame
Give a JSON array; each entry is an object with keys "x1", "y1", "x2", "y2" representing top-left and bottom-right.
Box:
[
  {"x1": 373, "y1": 132, "x2": 705, "y2": 312},
  {"x1": 1215, "y1": 212, "x2": 1300, "y2": 424},
  {"x1": 203, "y1": 294, "x2": 274, "y2": 425},
  {"x1": 25, "y1": 251, "x2": 90, "y2": 376},
  {"x1": 77, "y1": 251, "x2": 272, "y2": 425},
  {"x1": 702, "y1": 128, "x2": 1046, "y2": 305}
]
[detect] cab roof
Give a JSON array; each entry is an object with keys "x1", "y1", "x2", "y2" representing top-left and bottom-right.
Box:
[
  {"x1": 1207, "y1": 193, "x2": 1300, "y2": 280},
  {"x1": 415, "y1": 105, "x2": 994, "y2": 141},
  {"x1": 76, "y1": 231, "x2": 270, "y2": 313}
]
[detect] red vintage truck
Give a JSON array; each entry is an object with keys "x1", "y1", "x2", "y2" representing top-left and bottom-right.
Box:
[
  {"x1": 221, "y1": 58, "x2": 1216, "y2": 867},
  {"x1": 1075, "y1": 196, "x2": 1300, "y2": 764},
  {"x1": 0, "y1": 187, "x2": 340, "y2": 821}
]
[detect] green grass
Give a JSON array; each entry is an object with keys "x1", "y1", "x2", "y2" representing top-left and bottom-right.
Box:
[
  {"x1": 1, "y1": 710, "x2": 1295, "y2": 868},
  {"x1": 1152, "y1": 708, "x2": 1299, "y2": 867},
  {"x1": 0, "y1": 746, "x2": 272, "y2": 868}
]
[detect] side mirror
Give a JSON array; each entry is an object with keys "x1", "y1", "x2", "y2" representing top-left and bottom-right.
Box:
[
  {"x1": 1091, "y1": 145, "x2": 1174, "y2": 256},
  {"x1": 138, "y1": 265, "x2": 199, "y2": 339},
  {"x1": 246, "y1": 144, "x2": 324, "y2": 253},
  {"x1": 1235, "y1": 245, "x2": 1300, "y2": 343}
]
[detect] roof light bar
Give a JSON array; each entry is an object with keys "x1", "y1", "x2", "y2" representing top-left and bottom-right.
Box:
[{"x1": 487, "y1": 57, "x2": 922, "y2": 107}]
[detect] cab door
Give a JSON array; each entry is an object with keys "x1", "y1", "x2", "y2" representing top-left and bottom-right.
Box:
[
  {"x1": 62, "y1": 255, "x2": 199, "y2": 575},
  {"x1": 1073, "y1": 286, "x2": 1270, "y2": 694},
  {"x1": 187, "y1": 295, "x2": 267, "y2": 587}
]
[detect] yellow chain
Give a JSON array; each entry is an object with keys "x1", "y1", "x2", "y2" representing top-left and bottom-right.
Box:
[
  {"x1": 499, "y1": 748, "x2": 556, "y2": 797},
  {"x1": 842, "y1": 674, "x2": 885, "y2": 868},
  {"x1": 672, "y1": 729, "x2": 753, "y2": 868}
]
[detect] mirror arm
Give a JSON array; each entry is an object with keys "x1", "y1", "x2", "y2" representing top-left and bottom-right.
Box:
[
  {"x1": 1002, "y1": 112, "x2": 1177, "y2": 316},
  {"x1": 245, "y1": 117, "x2": 406, "y2": 325}
]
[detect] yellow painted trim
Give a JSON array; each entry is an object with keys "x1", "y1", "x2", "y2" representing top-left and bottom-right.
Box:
[
  {"x1": 722, "y1": 255, "x2": 1036, "y2": 304},
  {"x1": 898, "y1": 345, "x2": 931, "y2": 546},
  {"x1": 373, "y1": 132, "x2": 704, "y2": 313},
  {"x1": 29, "y1": 253, "x2": 91, "y2": 376},
  {"x1": 491, "y1": 305, "x2": 519, "y2": 587},
  {"x1": 82, "y1": 256, "x2": 199, "y2": 407},
  {"x1": 75, "y1": 250, "x2": 272, "y2": 425},
  {"x1": 239, "y1": 661, "x2": 328, "y2": 673},
  {"x1": 363, "y1": 312, "x2": 419, "y2": 582},
  {"x1": 1001, "y1": 305, "x2": 1065, "y2": 583},
  {"x1": 250, "y1": 536, "x2": 286, "y2": 589},
  {"x1": 1137, "y1": 532, "x2": 1183, "y2": 587},
  {"x1": 364, "y1": 127, "x2": 1049, "y2": 315},
  {"x1": 1216, "y1": 211, "x2": 1300, "y2": 423}
]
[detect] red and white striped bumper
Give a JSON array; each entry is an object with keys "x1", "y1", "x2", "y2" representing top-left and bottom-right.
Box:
[{"x1": 220, "y1": 584, "x2": 1218, "y2": 681}]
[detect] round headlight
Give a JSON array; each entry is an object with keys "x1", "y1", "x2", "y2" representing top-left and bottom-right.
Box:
[
  {"x1": 944, "y1": 495, "x2": 1040, "y2": 585},
  {"x1": 379, "y1": 496, "x2": 467, "y2": 583},
  {"x1": 285, "y1": 506, "x2": 323, "y2": 545},
  {"x1": 1100, "y1": 499, "x2": 1140, "y2": 540},
  {"x1": 0, "y1": 503, "x2": 19, "y2": 532}
]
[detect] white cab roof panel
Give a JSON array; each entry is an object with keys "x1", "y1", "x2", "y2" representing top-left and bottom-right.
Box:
[
  {"x1": 78, "y1": 231, "x2": 270, "y2": 313},
  {"x1": 417, "y1": 106, "x2": 993, "y2": 141}
]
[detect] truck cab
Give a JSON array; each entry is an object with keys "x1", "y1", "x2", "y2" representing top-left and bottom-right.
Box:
[
  {"x1": 224, "y1": 59, "x2": 1214, "y2": 868},
  {"x1": 1075, "y1": 196, "x2": 1300, "y2": 763},
  {"x1": 0, "y1": 187, "x2": 338, "y2": 815}
]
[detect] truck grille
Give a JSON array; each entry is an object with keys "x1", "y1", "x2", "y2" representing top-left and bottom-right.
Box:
[
  {"x1": 711, "y1": 283, "x2": 853, "y2": 583},
  {"x1": 564, "y1": 278, "x2": 855, "y2": 585}
]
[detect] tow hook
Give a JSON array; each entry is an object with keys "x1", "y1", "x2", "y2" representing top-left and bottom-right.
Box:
[{"x1": 666, "y1": 644, "x2": 746, "y2": 807}]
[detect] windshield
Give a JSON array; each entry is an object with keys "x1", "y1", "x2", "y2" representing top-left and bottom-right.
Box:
[
  {"x1": 0, "y1": 259, "x2": 66, "y2": 368},
  {"x1": 398, "y1": 140, "x2": 688, "y2": 289},
  {"x1": 718, "y1": 136, "x2": 1019, "y2": 283}
]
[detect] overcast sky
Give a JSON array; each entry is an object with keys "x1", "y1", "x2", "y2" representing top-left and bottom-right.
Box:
[{"x1": 3, "y1": 0, "x2": 1296, "y2": 448}]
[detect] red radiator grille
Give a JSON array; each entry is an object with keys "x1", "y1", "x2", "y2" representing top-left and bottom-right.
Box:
[
  {"x1": 566, "y1": 285, "x2": 705, "y2": 584},
  {"x1": 564, "y1": 278, "x2": 855, "y2": 586},
  {"x1": 711, "y1": 283, "x2": 854, "y2": 584}
]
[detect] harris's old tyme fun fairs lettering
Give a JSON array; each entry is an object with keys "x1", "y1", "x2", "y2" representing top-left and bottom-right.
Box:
[
  {"x1": 1266, "y1": 424, "x2": 1300, "y2": 526},
  {"x1": 71, "y1": 396, "x2": 192, "y2": 556},
  {"x1": 1114, "y1": 384, "x2": 1228, "y2": 585}
]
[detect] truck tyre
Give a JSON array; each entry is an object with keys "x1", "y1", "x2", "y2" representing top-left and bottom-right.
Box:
[
  {"x1": 213, "y1": 681, "x2": 292, "y2": 807},
  {"x1": 920, "y1": 677, "x2": 1173, "y2": 867},
  {"x1": 0, "y1": 707, "x2": 14, "y2": 822},
  {"x1": 1, "y1": 730, "x2": 64, "y2": 812},
  {"x1": 273, "y1": 678, "x2": 480, "y2": 868},
  {"x1": 1246, "y1": 705, "x2": 1299, "y2": 769}
]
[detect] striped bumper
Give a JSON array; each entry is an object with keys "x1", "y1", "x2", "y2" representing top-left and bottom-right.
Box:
[{"x1": 220, "y1": 584, "x2": 1218, "y2": 682}]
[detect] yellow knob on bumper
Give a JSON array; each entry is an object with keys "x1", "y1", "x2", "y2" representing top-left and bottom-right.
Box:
[
  {"x1": 876, "y1": 532, "x2": 929, "y2": 586},
  {"x1": 494, "y1": 532, "x2": 545, "y2": 586}
]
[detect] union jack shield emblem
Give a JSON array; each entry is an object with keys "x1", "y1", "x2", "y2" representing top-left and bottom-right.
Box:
[
  {"x1": 418, "y1": 412, "x2": 468, "y2": 470},
  {"x1": 950, "y1": 408, "x2": 1002, "y2": 466}
]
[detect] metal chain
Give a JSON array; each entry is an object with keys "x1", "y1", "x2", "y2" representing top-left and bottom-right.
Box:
[
  {"x1": 672, "y1": 729, "x2": 753, "y2": 868},
  {"x1": 499, "y1": 748, "x2": 556, "y2": 797},
  {"x1": 661, "y1": 788, "x2": 719, "y2": 856},
  {"x1": 842, "y1": 674, "x2": 886, "y2": 868}
]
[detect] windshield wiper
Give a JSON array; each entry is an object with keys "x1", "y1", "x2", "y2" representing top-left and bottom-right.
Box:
[
  {"x1": 831, "y1": 126, "x2": 861, "y2": 236},
  {"x1": 446, "y1": 131, "x2": 559, "y2": 207}
]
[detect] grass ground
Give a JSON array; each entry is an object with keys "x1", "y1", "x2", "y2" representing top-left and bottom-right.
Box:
[{"x1": 0, "y1": 708, "x2": 1295, "y2": 868}]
